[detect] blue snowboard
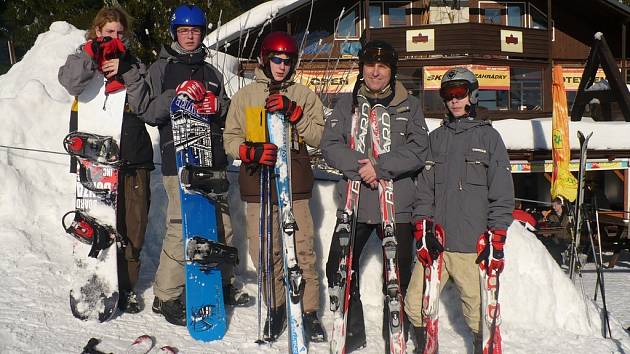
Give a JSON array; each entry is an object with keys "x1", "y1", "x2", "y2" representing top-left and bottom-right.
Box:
[{"x1": 170, "y1": 95, "x2": 226, "y2": 341}]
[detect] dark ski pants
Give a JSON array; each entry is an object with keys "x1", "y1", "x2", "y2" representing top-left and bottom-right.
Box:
[
  {"x1": 117, "y1": 168, "x2": 151, "y2": 293},
  {"x1": 325, "y1": 221, "x2": 414, "y2": 343}
]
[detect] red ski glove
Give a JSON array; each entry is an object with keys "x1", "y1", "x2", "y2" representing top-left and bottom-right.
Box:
[
  {"x1": 413, "y1": 218, "x2": 445, "y2": 268},
  {"x1": 265, "y1": 94, "x2": 303, "y2": 124},
  {"x1": 176, "y1": 80, "x2": 205, "y2": 101},
  {"x1": 84, "y1": 37, "x2": 126, "y2": 68},
  {"x1": 195, "y1": 91, "x2": 218, "y2": 115},
  {"x1": 476, "y1": 229, "x2": 507, "y2": 274},
  {"x1": 239, "y1": 142, "x2": 278, "y2": 166}
]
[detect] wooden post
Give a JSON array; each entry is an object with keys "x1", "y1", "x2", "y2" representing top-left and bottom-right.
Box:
[
  {"x1": 623, "y1": 23, "x2": 627, "y2": 84},
  {"x1": 625, "y1": 168, "x2": 629, "y2": 218}
]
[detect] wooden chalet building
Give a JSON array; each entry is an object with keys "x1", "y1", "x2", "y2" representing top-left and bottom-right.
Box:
[{"x1": 219, "y1": 0, "x2": 630, "y2": 236}]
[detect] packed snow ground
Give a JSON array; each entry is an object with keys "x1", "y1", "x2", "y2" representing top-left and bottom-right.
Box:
[{"x1": 1, "y1": 22, "x2": 630, "y2": 353}]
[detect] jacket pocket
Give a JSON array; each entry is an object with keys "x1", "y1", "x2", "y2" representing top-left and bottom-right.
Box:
[
  {"x1": 464, "y1": 150, "x2": 489, "y2": 186},
  {"x1": 391, "y1": 116, "x2": 408, "y2": 146}
]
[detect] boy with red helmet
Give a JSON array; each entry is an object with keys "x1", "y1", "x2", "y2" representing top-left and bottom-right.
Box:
[{"x1": 223, "y1": 31, "x2": 326, "y2": 342}]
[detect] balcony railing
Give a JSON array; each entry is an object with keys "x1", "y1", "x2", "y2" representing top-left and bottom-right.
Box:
[{"x1": 368, "y1": 22, "x2": 549, "y2": 60}]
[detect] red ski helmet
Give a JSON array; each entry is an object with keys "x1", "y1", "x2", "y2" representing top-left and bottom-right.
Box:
[
  {"x1": 259, "y1": 32, "x2": 298, "y2": 81},
  {"x1": 259, "y1": 31, "x2": 298, "y2": 63}
]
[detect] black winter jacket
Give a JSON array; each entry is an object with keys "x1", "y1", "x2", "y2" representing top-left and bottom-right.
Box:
[{"x1": 137, "y1": 45, "x2": 230, "y2": 175}]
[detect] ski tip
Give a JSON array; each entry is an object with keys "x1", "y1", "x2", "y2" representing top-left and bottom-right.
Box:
[
  {"x1": 125, "y1": 335, "x2": 155, "y2": 354},
  {"x1": 159, "y1": 346, "x2": 178, "y2": 354}
]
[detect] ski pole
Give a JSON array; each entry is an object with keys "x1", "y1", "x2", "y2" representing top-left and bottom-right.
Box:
[
  {"x1": 255, "y1": 167, "x2": 266, "y2": 344},
  {"x1": 584, "y1": 206, "x2": 612, "y2": 338},
  {"x1": 265, "y1": 166, "x2": 273, "y2": 341}
]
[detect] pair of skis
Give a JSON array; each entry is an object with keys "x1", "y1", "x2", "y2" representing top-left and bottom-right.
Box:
[
  {"x1": 567, "y1": 131, "x2": 611, "y2": 338},
  {"x1": 254, "y1": 108, "x2": 307, "y2": 353},
  {"x1": 329, "y1": 98, "x2": 406, "y2": 353},
  {"x1": 420, "y1": 227, "x2": 503, "y2": 354}
]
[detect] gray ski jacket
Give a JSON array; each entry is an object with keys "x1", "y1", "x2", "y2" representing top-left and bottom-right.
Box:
[
  {"x1": 321, "y1": 81, "x2": 430, "y2": 224},
  {"x1": 414, "y1": 118, "x2": 514, "y2": 253}
]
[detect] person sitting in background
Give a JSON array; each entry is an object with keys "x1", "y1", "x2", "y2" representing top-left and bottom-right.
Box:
[{"x1": 539, "y1": 197, "x2": 571, "y2": 266}]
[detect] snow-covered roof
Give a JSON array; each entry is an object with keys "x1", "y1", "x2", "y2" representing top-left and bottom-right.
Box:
[
  {"x1": 426, "y1": 117, "x2": 630, "y2": 151},
  {"x1": 205, "y1": 0, "x2": 312, "y2": 49}
]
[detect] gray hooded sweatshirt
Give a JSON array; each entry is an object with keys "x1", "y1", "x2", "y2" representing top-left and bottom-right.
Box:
[{"x1": 414, "y1": 117, "x2": 514, "y2": 253}]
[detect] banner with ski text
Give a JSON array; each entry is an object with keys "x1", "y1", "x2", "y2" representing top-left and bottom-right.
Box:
[
  {"x1": 551, "y1": 65, "x2": 578, "y2": 202},
  {"x1": 562, "y1": 67, "x2": 606, "y2": 91},
  {"x1": 423, "y1": 65, "x2": 510, "y2": 90},
  {"x1": 296, "y1": 69, "x2": 359, "y2": 94}
]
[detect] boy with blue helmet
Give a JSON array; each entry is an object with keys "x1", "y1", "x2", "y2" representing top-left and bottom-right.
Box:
[{"x1": 136, "y1": 4, "x2": 250, "y2": 326}]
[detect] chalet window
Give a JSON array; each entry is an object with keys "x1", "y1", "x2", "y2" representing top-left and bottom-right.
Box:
[
  {"x1": 478, "y1": 90, "x2": 509, "y2": 110},
  {"x1": 479, "y1": 1, "x2": 525, "y2": 27},
  {"x1": 385, "y1": 2, "x2": 408, "y2": 26},
  {"x1": 369, "y1": 4, "x2": 384, "y2": 28},
  {"x1": 506, "y1": 3, "x2": 525, "y2": 27},
  {"x1": 510, "y1": 67, "x2": 543, "y2": 111},
  {"x1": 368, "y1": 2, "x2": 412, "y2": 28},
  {"x1": 336, "y1": 4, "x2": 360, "y2": 39},
  {"x1": 529, "y1": 4, "x2": 547, "y2": 29}
]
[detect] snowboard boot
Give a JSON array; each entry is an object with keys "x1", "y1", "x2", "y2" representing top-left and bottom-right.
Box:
[
  {"x1": 303, "y1": 311, "x2": 327, "y2": 343},
  {"x1": 223, "y1": 283, "x2": 251, "y2": 307},
  {"x1": 473, "y1": 332, "x2": 483, "y2": 354},
  {"x1": 118, "y1": 290, "x2": 143, "y2": 314},
  {"x1": 152, "y1": 295, "x2": 186, "y2": 326},
  {"x1": 263, "y1": 306, "x2": 287, "y2": 342},
  {"x1": 412, "y1": 326, "x2": 426, "y2": 354}
]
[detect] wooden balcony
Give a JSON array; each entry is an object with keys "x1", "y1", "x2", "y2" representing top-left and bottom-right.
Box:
[{"x1": 367, "y1": 22, "x2": 549, "y2": 61}]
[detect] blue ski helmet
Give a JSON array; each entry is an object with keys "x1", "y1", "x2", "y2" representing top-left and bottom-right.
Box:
[{"x1": 169, "y1": 5, "x2": 207, "y2": 40}]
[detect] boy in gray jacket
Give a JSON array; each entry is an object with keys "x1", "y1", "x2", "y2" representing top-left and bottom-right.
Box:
[
  {"x1": 404, "y1": 67, "x2": 514, "y2": 353},
  {"x1": 321, "y1": 40, "x2": 429, "y2": 351}
]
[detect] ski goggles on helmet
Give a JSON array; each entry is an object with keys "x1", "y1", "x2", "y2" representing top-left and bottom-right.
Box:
[
  {"x1": 269, "y1": 56, "x2": 293, "y2": 65},
  {"x1": 360, "y1": 46, "x2": 396, "y2": 65},
  {"x1": 439, "y1": 82, "x2": 469, "y2": 101}
]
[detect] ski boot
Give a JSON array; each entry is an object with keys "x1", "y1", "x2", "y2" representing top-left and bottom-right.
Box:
[
  {"x1": 119, "y1": 290, "x2": 143, "y2": 314},
  {"x1": 152, "y1": 295, "x2": 186, "y2": 326},
  {"x1": 223, "y1": 283, "x2": 251, "y2": 307},
  {"x1": 303, "y1": 311, "x2": 327, "y2": 343},
  {"x1": 263, "y1": 306, "x2": 287, "y2": 342}
]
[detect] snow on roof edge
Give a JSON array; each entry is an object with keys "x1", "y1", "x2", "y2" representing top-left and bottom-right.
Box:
[{"x1": 205, "y1": 0, "x2": 311, "y2": 49}]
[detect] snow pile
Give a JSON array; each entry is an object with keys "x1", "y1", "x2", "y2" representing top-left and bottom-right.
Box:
[{"x1": 0, "y1": 22, "x2": 629, "y2": 353}]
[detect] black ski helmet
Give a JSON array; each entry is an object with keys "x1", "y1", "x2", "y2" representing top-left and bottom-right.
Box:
[
  {"x1": 358, "y1": 40, "x2": 398, "y2": 79},
  {"x1": 352, "y1": 40, "x2": 398, "y2": 106}
]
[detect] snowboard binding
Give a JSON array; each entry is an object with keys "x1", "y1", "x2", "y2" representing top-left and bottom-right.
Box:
[
  {"x1": 62, "y1": 210, "x2": 115, "y2": 258},
  {"x1": 64, "y1": 132, "x2": 120, "y2": 165},
  {"x1": 180, "y1": 165, "x2": 229, "y2": 200},
  {"x1": 185, "y1": 236, "x2": 238, "y2": 270}
]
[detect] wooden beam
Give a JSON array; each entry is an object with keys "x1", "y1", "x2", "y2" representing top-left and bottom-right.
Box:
[{"x1": 614, "y1": 169, "x2": 625, "y2": 182}]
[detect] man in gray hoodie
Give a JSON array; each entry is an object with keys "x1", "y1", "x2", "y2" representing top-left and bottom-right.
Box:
[
  {"x1": 321, "y1": 40, "x2": 429, "y2": 352},
  {"x1": 404, "y1": 67, "x2": 514, "y2": 353}
]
